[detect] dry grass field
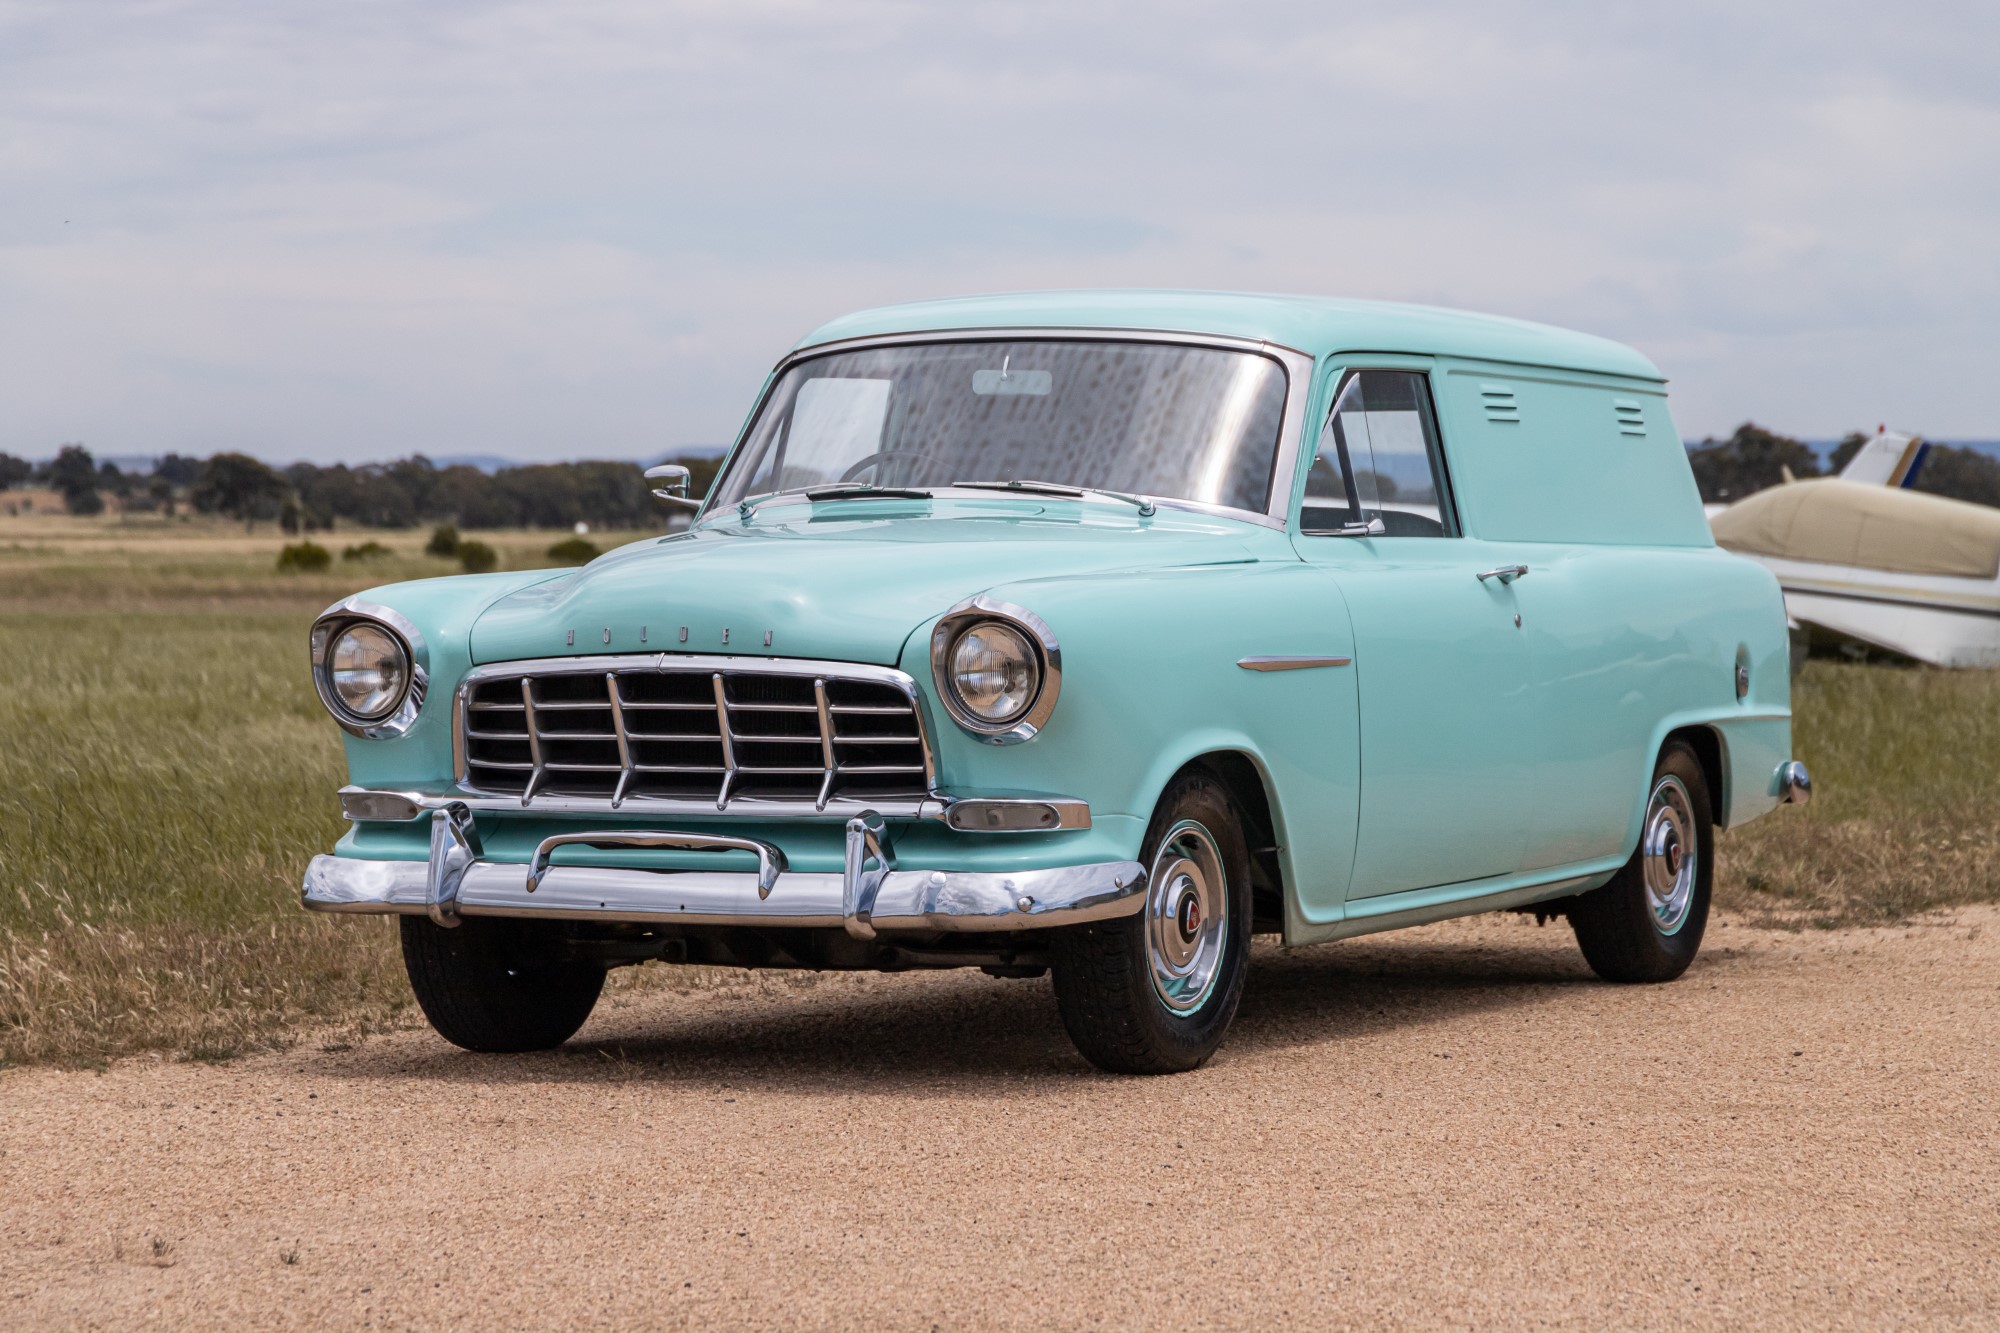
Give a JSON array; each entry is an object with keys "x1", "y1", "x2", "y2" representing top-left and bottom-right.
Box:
[
  {"x1": 1, "y1": 510, "x2": 1996, "y2": 1068},
  {"x1": 0, "y1": 514, "x2": 674, "y2": 1067}
]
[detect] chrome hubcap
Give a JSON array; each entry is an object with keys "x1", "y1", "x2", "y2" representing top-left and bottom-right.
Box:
[
  {"x1": 1640, "y1": 775, "x2": 1698, "y2": 935},
  {"x1": 1145, "y1": 820, "x2": 1229, "y2": 1014}
]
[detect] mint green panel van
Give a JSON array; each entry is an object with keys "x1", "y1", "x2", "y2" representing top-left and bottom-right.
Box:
[{"x1": 301, "y1": 292, "x2": 1810, "y2": 1074}]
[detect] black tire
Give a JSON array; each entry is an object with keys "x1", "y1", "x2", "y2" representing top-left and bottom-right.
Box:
[
  {"x1": 1569, "y1": 741, "x2": 1714, "y2": 983},
  {"x1": 399, "y1": 915, "x2": 605, "y2": 1053},
  {"x1": 1050, "y1": 772, "x2": 1252, "y2": 1074}
]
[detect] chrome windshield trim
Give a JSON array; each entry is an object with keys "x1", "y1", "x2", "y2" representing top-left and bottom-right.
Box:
[
  {"x1": 723, "y1": 484, "x2": 1290, "y2": 531},
  {"x1": 695, "y1": 327, "x2": 1315, "y2": 532},
  {"x1": 794, "y1": 324, "x2": 1314, "y2": 361}
]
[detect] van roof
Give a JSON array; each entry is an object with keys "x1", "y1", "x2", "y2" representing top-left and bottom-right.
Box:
[{"x1": 795, "y1": 289, "x2": 1662, "y2": 382}]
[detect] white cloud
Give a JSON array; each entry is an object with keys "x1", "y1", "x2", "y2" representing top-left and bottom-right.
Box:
[{"x1": 1, "y1": 0, "x2": 1996, "y2": 463}]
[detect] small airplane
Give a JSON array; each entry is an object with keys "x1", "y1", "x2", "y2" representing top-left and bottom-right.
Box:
[{"x1": 1708, "y1": 427, "x2": 2000, "y2": 668}]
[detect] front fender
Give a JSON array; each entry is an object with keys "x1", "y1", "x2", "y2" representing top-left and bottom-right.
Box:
[
  {"x1": 900, "y1": 559, "x2": 1361, "y2": 905},
  {"x1": 326, "y1": 569, "x2": 571, "y2": 789}
]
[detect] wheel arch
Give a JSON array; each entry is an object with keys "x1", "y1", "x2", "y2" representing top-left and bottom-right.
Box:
[
  {"x1": 1169, "y1": 748, "x2": 1288, "y2": 933},
  {"x1": 1664, "y1": 723, "x2": 1727, "y2": 829},
  {"x1": 1616, "y1": 715, "x2": 1742, "y2": 864}
]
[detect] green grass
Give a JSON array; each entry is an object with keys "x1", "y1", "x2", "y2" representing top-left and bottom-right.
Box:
[
  {"x1": 0, "y1": 610, "x2": 414, "y2": 1065},
  {"x1": 1715, "y1": 658, "x2": 2000, "y2": 927},
  {"x1": 0, "y1": 519, "x2": 1995, "y2": 1064}
]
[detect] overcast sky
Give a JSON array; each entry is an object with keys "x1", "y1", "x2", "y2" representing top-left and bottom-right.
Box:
[{"x1": 3, "y1": 0, "x2": 1996, "y2": 465}]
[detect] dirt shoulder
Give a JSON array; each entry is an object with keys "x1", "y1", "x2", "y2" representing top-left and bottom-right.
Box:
[{"x1": 3, "y1": 909, "x2": 1995, "y2": 1330}]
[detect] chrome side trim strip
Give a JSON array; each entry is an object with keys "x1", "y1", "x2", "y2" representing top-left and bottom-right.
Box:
[
  {"x1": 1236, "y1": 655, "x2": 1353, "y2": 672},
  {"x1": 303, "y1": 854, "x2": 1146, "y2": 933}
]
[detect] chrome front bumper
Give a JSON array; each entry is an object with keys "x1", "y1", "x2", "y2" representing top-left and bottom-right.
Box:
[{"x1": 302, "y1": 807, "x2": 1146, "y2": 939}]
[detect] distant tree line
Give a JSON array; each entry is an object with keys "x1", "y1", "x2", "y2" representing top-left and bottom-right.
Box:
[
  {"x1": 7, "y1": 431, "x2": 1999, "y2": 523},
  {"x1": 0, "y1": 445, "x2": 722, "y2": 530},
  {"x1": 1685, "y1": 423, "x2": 2000, "y2": 508}
]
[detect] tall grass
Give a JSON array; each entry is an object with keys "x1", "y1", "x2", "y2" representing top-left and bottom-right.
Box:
[
  {"x1": 0, "y1": 521, "x2": 1994, "y2": 1064},
  {"x1": 0, "y1": 612, "x2": 412, "y2": 1065},
  {"x1": 1717, "y1": 659, "x2": 2000, "y2": 926}
]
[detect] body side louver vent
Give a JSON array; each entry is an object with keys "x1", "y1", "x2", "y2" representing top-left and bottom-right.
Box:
[
  {"x1": 1478, "y1": 383, "x2": 1521, "y2": 424},
  {"x1": 1613, "y1": 398, "x2": 1648, "y2": 437}
]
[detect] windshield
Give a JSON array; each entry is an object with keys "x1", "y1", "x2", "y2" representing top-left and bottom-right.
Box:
[{"x1": 708, "y1": 339, "x2": 1289, "y2": 514}]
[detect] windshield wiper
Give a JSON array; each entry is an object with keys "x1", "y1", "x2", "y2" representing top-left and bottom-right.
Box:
[
  {"x1": 802, "y1": 483, "x2": 934, "y2": 502},
  {"x1": 735, "y1": 483, "x2": 932, "y2": 519},
  {"x1": 952, "y1": 479, "x2": 1156, "y2": 517}
]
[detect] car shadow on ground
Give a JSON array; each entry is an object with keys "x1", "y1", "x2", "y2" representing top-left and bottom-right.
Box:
[{"x1": 349, "y1": 926, "x2": 1611, "y2": 1093}]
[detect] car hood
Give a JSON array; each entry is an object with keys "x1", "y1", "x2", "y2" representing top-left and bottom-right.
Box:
[{"x1": 468, "y1": 502, "x2": 1278, "y2": 667}]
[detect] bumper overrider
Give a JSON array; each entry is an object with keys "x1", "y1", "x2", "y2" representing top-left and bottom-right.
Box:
[{"x1": 303, "y1": 800, "x2": 1147, "y2": 940}]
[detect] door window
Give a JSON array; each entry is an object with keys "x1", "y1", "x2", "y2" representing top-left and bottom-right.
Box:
[{"x1": 1301, "y1": 371, "x2": 1457, "y2": 537}]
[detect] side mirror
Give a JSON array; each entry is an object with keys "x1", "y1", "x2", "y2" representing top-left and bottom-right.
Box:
[{"x1": 645, "y1": 464, "x2": 698, "y2": 510}]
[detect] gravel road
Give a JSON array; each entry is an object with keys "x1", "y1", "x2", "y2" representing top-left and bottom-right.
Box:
[{"x1": 3, "y1": 909, "x2": 1995, "y2": 1330}]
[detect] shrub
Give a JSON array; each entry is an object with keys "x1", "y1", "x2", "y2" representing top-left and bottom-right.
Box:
[
  {"x1": 545, "y1": 537, "x2": 600, "y2": 565},
  {"x1": 457, "y1": 540, "x2": 499, "y2": 573},
  {"x1": 275, "y1": 541, "x2": 332, "y2": 573},
  {"x1": 425, "y1": 522, "x2": 461, "y2": 558},
  {"x1": 341, "y1": 540, "x2": 391, "y2": 562}
]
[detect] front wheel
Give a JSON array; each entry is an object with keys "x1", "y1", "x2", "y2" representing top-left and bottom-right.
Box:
[
  {"x1": 1050, "y1": 773, "x2": 1252, "y2": 1074},
  {"x1": 1569, "y1": 741, "x2": 1714, "y2": 983},
  {"x1": 400, "y1": 916, "x2": 605, "y2": 1052}
]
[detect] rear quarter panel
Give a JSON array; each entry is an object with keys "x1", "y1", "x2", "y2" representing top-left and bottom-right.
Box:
[{"x1": 1517, "y1": 543, "x2": 1794, "y2": 866}]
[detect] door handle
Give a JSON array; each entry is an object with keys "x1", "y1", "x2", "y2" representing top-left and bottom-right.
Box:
[{"x1": 1476, "y1": 565, "x2": 1529, "y2": 585}]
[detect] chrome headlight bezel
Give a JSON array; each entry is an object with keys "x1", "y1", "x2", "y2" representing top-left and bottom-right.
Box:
[
  {"x1": 310, "y1": 598, "x2": 429, "y2": 739},
  {"x1": 929, "y1": 596, "x2": 1061, "y2": 744}
]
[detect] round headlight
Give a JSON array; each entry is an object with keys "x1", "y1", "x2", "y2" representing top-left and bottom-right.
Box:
[
  {"x1": 328, "y1": 623, "x2": 410, "y2": 721},
  {"x1": 948, "y1": 621, "x2": 1039, "y2": 726}
]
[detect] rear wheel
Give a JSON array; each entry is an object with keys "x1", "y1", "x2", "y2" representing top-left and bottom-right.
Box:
[
  {"x1": 1050, "y1": 773, "x2": 1251, "y2": 1074},
  {"x1": 1569, "y1": 741, "x2": 1713, "y2": 983},
  {"x1": 400, "y1": 916, "x2": 605, "y2": 1052}
]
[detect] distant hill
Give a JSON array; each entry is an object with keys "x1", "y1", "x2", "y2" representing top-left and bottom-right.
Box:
[
  {"x1": 19, "y1": 448, "x2": 732, "y2": 474},
  {"x1": 427, "y1": 454, "x2": 522, "y2": 474},
  {"x1": 432, "y1": 447, "x2": 730, "y2": 474}
]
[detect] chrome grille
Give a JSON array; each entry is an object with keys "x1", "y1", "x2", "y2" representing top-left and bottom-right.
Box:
[{"x1": 459, "y1": 657, "x2": 932, "y2": 809}]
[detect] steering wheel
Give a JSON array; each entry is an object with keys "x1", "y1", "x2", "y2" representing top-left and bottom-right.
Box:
[{"x1": 838, "y1": 450, "x2": 943, "y2": 485}]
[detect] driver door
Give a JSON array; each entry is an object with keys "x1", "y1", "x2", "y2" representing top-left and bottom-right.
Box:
[{"x1": 1292, "y1": 364, "x2": 1534, "y2": 899}]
